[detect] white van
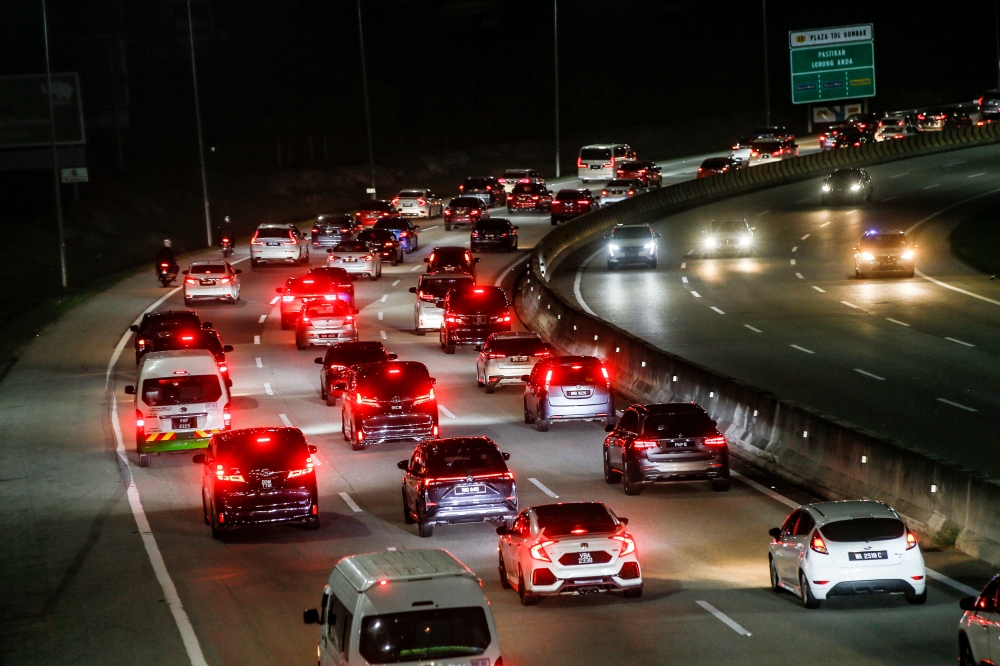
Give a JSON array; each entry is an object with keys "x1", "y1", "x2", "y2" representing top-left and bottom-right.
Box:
[
  {"x1": 303, "y1": 549, "x2": 503, "y2": 666},
  {"x1": 577, "y1": 143, "x2": 634, "y2": 181},
  {"x1": 125, "y1": 349, "x2": 231, "y2": 468}
]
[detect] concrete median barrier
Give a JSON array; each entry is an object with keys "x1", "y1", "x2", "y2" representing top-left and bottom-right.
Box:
[{"x1": 518, "y1": 123, "x2": 1000, "y2": 566}]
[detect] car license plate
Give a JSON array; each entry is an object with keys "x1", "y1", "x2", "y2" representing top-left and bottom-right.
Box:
[
  {"x1": 455, "y1": 484, "x2": 486, "y2": 495},
  {"x1": 266, "y1": 242, "x2": 279, "y2": 246},
  {"x1": 511, "y1": 356, "x2": 528, "y2": 362},
  {"x1": 590, "y1": 165, "x2": 601, "y2": 169},
  {"x1": 199, "y1": 279, "x2": 216, "y2": 285},
  {"x1": 344, "y1": 257, "x2": 357, "y2": 262},
  {"x1": 403, "y1": 202, "x2": 414, "y2": 206},
  {"x1": 576, "y1": 552, "x2": 595, "y2": 564},
  {"x1": 391, "y1": 405, "x2": 402, "y2": 410},
  {"x1": 261, "y1": 479, "x2": 272, "y2": 489},
  {"x1": 318, "y1": 333, "x2": 335, "y2": 338},
  {"x1": 172, "y1": 416, "x2": 195, "y2": 430},
  {"x1": 566, "y1": 390, "x2": 589, "y2": 397},
  {"x1": 848, "y1": 550, "x2": 887, "y2": 561},
  {"x1": 672, "y1": 440, "x2": 690, "y2": 447}
]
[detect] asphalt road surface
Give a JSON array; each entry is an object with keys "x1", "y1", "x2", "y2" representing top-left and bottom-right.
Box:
[{"x1": 1, "y1": 147, "x2": 992, "y2": 666}]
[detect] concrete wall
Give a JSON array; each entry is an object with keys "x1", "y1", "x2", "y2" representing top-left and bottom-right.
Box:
[{"x1": 516, "y1": 124, "x2": 1000, "y2": 565}]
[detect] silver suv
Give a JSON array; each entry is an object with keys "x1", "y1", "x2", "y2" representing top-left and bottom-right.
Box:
[
  {"x1": 476, "y1": 332, "x2": 550, "y2": 394},
  {"x1": 606, "y1": 224, "x2": 659, "y2": 269},
  {"x1": 523, "y1": 356, "x2": 614, "y2": 432},
  {"x1": 250, "y1": 223, "x2": 309, "y2": 267}
]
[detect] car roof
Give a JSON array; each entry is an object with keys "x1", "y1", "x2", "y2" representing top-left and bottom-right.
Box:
[
  {"x1": 334, "y1": 549, "x2": 474, "y2": 593},
  {"x1": 614, "y1": 223, "x2": 651, "y2": 229},
  {"x1": 423, "y1": 436, "x2": 499, "y2": 451},
  {"x1": 257, "y1": 223, "x2": 295, "y2": 229},
  {"x1": 639, "y1": 402, "x2": 706, "y2": 414},
  {"x1": 431, "y1": 246, "x2": 469, "y2": 254},
  {"x1": 489, "y1": 331, "x2": 541, "y2": 339},
  {"x1": 807, "y1": 500, "x2": 898, "y2": 522},
  {"x1": 138, "y1": 349, "x2": 219, "y2": 376},
  {"x1": 863, "y1": 230, "x2": 905, "y2": 237}
]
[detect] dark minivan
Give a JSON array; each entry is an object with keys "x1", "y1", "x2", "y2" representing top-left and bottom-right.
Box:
[
  {"x1": 194, "y1": 427, "x2": 320, "y2": 538},
  {"x1": 399, "y1": 436, "x2": 516, "y2": 537},
  {"x1": 439, "y1": 286, "x2": 511, "y2": 354},
  {"x1": 602, "y1": 402, "x2": 730, "y2": 495},
  {"x1": 337, "y1": 361, "x2": 439, "y2": 450}
]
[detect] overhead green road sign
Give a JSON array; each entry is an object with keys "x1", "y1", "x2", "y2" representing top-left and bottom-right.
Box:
[{"x1": 789, "y1": 24, "x2": 874, "y2": 105}]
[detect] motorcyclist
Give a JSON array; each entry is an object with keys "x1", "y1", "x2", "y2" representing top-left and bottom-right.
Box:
[{"x1": 154, "y1": 239, "x2": 178, "y2": 274}]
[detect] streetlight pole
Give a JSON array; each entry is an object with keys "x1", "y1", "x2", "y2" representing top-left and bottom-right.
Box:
[
  {"x1": 357, "y1": 0, "x2": 376, "y2": 199},
  {"x1": 762, "y1": 0, "x2": 771, "y2": 126},
  {"x1": 994, "y1": 0, "x2": 1000, "y2": 88},
  {"x1": 41, "y1": 0, "x2": 68, "y2": 289},
  {"x1": 185, "y1": 0, "x2": 212, "y2": 247},
  {"x1": 553, "y1": 0, "x2": 560, "y2": 178}
]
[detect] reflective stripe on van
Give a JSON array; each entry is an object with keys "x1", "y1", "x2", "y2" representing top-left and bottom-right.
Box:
[{"x1": 145, "y1": 429, "x2": 221, "y2": 442}]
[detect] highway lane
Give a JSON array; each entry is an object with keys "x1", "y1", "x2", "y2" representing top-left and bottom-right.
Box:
[{"x1": 559, "y1": 141, "x2": 1000, "y2": 478}]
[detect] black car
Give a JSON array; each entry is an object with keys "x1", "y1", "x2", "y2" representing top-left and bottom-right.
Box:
[
  {"x1": 399, "y1": 436, "x2": 516, "y2": 538},
  {"x1": 440, "y1": 285, "x2": 511, "y2": 354},
  {"x1": 459, "y1": 176, "x2": 506, "y2": 207},
  {"x1": 945, "y1": 111, "x2": 973, "y2": 131},
  {"x1": 356, "y1": 227, "x2": 404, "y2": 266},
  {"x1": 130, "y1": 310, "x2": 210, "y2": 364},
  {"x1": 834, "y1": 126, "x2": 874, "y2": 149},
  {"x1": 470, "y1": 218, "x2": 519, "y2": 253},
  {"x1": 425, "y1": 246, "x2": 480, "y2": 281},
  {"x1": 337, "y1": 361, "x2": 439, "y2": 450},
  {"x1": 603, "y1": 402, "x2": 730, "y2": 495},
  {"x1": 194, "y1": 427, "x2": 320, "y2": 538},
  {"x1": 311, "y1": 214, "x2": 358, "y2": 248},
  {"x1": 979, "y1": 90, "x2": 1000, "y2": 121},
  {"x1": 821, "y1": 168, "x2": 872, "y2": 204},
  {"x1": 373, "y1": 216, "x2": 420, "y2": 253},
  {"x1": 845, "y1": 113, "x2": 879, "y2": 135},
  {"x1": 506, "y1": 182, "x2": 552, "y2": 214},
  {"x1": 315, "y1": 340, "x2": 396, "y2": 406}
]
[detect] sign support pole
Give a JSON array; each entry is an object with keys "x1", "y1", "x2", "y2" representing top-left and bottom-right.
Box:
[
  {"x1": 186, "y1": 0, "x2": 212, "y2": 248},
  {"x1": 42, "y1": 0, "x2": 68, "y2": 290},
  {"x1": 807, "y1": 104, "x2": 812, "y2": 134},
  {"x1": 357, "y1": 0, "x2": 376, "y2": 199},
  {"x1": 553, "y1": 0, "x2": 560, "y2": 178},
  {"x1": 762, "y1": 0, "x2": 771, "y2": 126}
]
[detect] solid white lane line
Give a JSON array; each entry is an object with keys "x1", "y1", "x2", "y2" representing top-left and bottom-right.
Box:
[
  {"x1": 968, "y1": 172, "x2": 986, "y2": 178},
  {"x1": 380, "y1": 330, "x2": 387, "y2": 340},
  {"x1": 795, "y1": 197, "x2": 812, "y2": 203},
  {"x1": 439, "y1": 406, "x2": 456, "y2": 419},
  {"x1": 696, "y1": 601, "x2": 752, "y2": 637},
  {"x1": 884, "y1": 196, "x2": 898, "y2": 201},
  {"x1": 812, "y1": 286, "x2": 825, "y2": 293},
  {"x1": 573, "y1": 248, "x2": 604, "y2": 316},
  {"x1": 339, "y1": 492, "x2": 363, "y2": 513},
  {"x1": 254, "y1": 335, "x2": 261, "y2": 345},
  {"x1": 392, "y1": 279, "x2": 400, "y2": 286},
  {"x1": 889, "y1": 172, "x2": 910, "y2": 178},
  {"x1": 819, "y1": 221, "x2": 831, "y2": 227},
  {"x1": 854, "y1": 369, "x2": 886, "y2": 381},
  {"x1": 690, "y1": 291, "x2": 701, "y2": 298},
  {"x1": 380, "y1": 294, "x2": 388, "y2": 303},
  {"x1": 841, "y1": 300, "x2": 861, "y2": 309},
  {"x1": 886, "y1": 318, "x2": 910, "y2": 327},
  {"x1": 790, "y1": 259, "x2": 796, "y2": 265},
  {"x1": 528, "y1": 478, "x2": 559, "y2": 498},
  {"x1": 756, "y1": 210, "x2": 770, "y2": 216},
  {"x1": 378, "y1": 312, "x2": 383, "y2": 320},
  {"x1": 944, "y1": 161, "x2": 966, "y2": 167},
  {"x1": 495, "y1": 254, "x2": 530, "y2": 287},
  {"x1": 255, "y1": 357, "x2": 263, "y2": 368},
  {"x1": 790, "y1": 345, "x2": 815, "y2": 354},
  {"x1": 680, "y1": 262, "x2": 687, "y2": 269},
  {"x1": 927, "y1": 570, "x2": 981, "y2": 597},
  {"x1": 795, "y1": 272, "x2": 804, "y2": 279},
  {"x1": 258, "y1": 314, "x2": 267, "y2": 324},
  {"x1": 945, "y1": 337, "x2": 975, "y2": 347},
  {"x1": 801, "y1": 234, "x2": 810, "y2": 240},
  {"x1": 422, "y1": 225, "x2": 440, "y2": 231},
  {"x1": 922, "y1": 184, "x2": 940, "y2": 190},
  {"x1": 269, "y1": 296, "x2": 280, "y2": 305},
  {"x1": 916, "y1": 269, "x2": 1000, "y2": 307},
  {"x1": 681, "y1": 276, "x2": 689, "y2": 284},
  {"x1": 279, "y1": 413, "x2": 293, "y2": 427},
  {"x1": 264, "y1": 383, "x2": 274, "y2": 395},
  {"x1": 792, "y1": 246, "x2": 798, "y2": 253},
  {"x1": 937, "y1": 398, "x2": 977, "y2": 412},
  {"x1": 744, "y1": 325, "x2": 762, "y2": 333},
  {"x1": 711, "y1": 307, "x2": 725, "y2": 315},
  {"x1": 409, "y1": 264, "x2": 421, "y2": 272}
]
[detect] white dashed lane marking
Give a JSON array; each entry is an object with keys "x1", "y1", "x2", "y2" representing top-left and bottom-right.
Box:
[
  {"x1": 696, "y1": 601, "x2": 752, "y2": 637},
  {"x1": 854, "y1": 369, "x2": 886, "y2": 381},
  {"x1": 937, "y1": 398, "x2": 977, "y2": 412},
  {"x1": 801, "y1": 234, "x2": 810, "y2": 240},
  {"x1": 269, "y1": 296, "x2": 280, "y2": 305},
  {"x1": 790, "y1": 345, "x2": 815, "y2": 354},
  {"x1": 886, "y1": 318, "x2": 910, "y2": 327},
  {"x1": 744, "y1": 325, "x2": 762, "y2": 333},
  {"x1": 682, "y1": 277, "x2": 689, "y2": 284},
  {"x1": 258, "y1": 314, "x2": 267, "y2": 324},
  {"x1": 841, "y1": 301, "x2": 862, "y2": 309},
  {"x1": 528, "y1": 478, "x2": 559, "y2": 498},
  {"x1": 392, "y1": 279, "x2": 400, "y2": 286},
  {"x1": 710, "y1": 307, "x2": 725, "y2": 315},
  {"x1": 339, "y1": 492, "x2": 363, "y2": 512},
  {"x1": 439, "y1": 406, "x2": 456, "y2": 419},
  {"x1": 795, "y1": 273, "x2": 804, "y2": 279},
  {"x1": 380, "y1": 330, "x2": 387, "y2": 339},
  {"x1": 690, "y1": 291, "x2": 701, "y2": 298},
  {"x1": 945, "y1": 337, "x2": 975, "y2": 347},
  {"x1": 255, "y1": 357, "x2": 263, "y2": 368},
  {"x1": 381, "y1": 294, "x2": 388, "y2": 303},
  {"x1": 264, "y1": 383, "x2": 274, "y2": 395},
  {"x1": 278, "y1": 413, "x2": 293, "y2": 427},
  {"x1": 812, "y1": 286, "x2": 825, "y2": 293},
  {"x1": 254, "y1": 335, "x2": 261, "y2": 345}
]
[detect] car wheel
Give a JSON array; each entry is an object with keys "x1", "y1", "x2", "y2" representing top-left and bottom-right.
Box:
[
  {"x1": 477, "y1": 373, "x2": 485, "y2": 388},
  {"x1": 959, "y1": 635, "x2": 976, "y2": 666},
  {"x1": 648, "y1": 257, "x2": 657, "y2": 269},
  {"x1": 416, "y1": 328, "x2": 426, "y2": 337},
  {"x1": 769, "y1": 556, "x2": 782, "y2": 592},
  {"x1": 607, "y1": 260, "x2": 616, "y2": 270},
  {"x1": 799, "y1": 571, "x2": 820, "y2": 609},
  {"x1": 390, "y1": 254, "x2": 398, "y2": 267},
  {"x1": 605, "y1": 415, "x2": 616, "y2": 428},
  {"x1": 907, "y1": 589, "x2": 927, "y2": 604},
  {"x1": 444, "y1": 341, "x2": 456, "y2": 354},
  {"x1": 623, "y1": 586, "x2": 643, "y2": 599},
  {"x1": 551, "y1": 217, "x2": 559, "y2": 226},
  {"x1": 906, "y1": 269, "x2": 915, "y2": 278},
  {"x1": 296, "y1": 336, "x2": 308, "y2": 350},
  {"x1": 184, "y1": 297, "x2": 193, "y2": 306},
  {"x1": 138, "y1": 453, "x2": 150, "y2": 468},
  {"x1": 711, "y1": 475, "x2": 731, "y2": 492},
  {"x1": 326, "y1": 389, "x2": 338, "y2": 407},
  {"x1": 523, "y1": 401, "x2": 536, "y2": 424},
  {"x1": 518, "y1": 569, "x2": 541, "y2": 606},
  {"x1": 485, "y1": 379, "x2": 496, "y2": 394},
  {"x1": 445, "y1": 223, "x2": 452, "y2": 231},
  {"x1": 498, "y1": 552, "x2": 511, "y2": 589},
  {"x1": 418, "y1": 521, "x2": 433, "y2": 538},
  {"x1": 536, "y1": 417, "x2": 549, "y2": 432},
  {"x1": 202, "y1": 492, "x2": 210, "y2": 525},
  {"x1": 604, "y1": 450, "x2": 622, "y2": 484},
  {"x1": 369, "y1": 272, "x2": 378, "y2": 281},
  {"x1": 507, "y1": 207, "x2": 513, "y2": 214},
  {"x1": 280, "y1": 316, "x2": 292, "y2": 330},
  {"x1": 623, "y1": 461, "x2": 641, "y2": 496},
  {"x1": 342, "y1": 413, "x2": 352, "y2": 442},
  {"x1": 403, "y1": 491, "x2": 415, "y2": 524}
]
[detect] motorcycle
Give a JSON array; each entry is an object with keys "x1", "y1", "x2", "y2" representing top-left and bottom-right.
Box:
[
  {"x1": 220, "y1": 235, "x2": 234, "y2": 258},
  {"x1": 157, "y1": 262, "x2": 178, "y2": 287}
]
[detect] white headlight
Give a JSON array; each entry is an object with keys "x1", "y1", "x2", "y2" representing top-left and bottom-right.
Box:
[
  {"x1": 703, "y1": 236, "x2": 716, "y2": 247},
  {"x1": 609, "y1": 244, "x2": 620, "y2": 251},
  {"x1": 861, "y1": 252, "x2": 874, "y2": 261},
  {"x1": 902, "y1": 250, "x2": 914, "y2": 260},
  {"x1": 644, "y1": 241, "x2": 655, "y2": 249},
  {"x1": 739, "y1": 236, "x2": 751, "y2": 246},
  {"x1": 822, "y1": 184, "x2": 830, "y2": 191},
  {"x1": 850, "y1": 183, "x2": 861, "y2": 191}
]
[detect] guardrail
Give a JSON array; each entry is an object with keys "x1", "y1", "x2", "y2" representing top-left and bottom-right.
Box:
[{"x1": 517, "y1": 122, "x2": 1000, "y2": 566}]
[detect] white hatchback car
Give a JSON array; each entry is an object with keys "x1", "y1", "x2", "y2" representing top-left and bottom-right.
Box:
[
  {"x1": 183, "y1": 261, "x2": 241, "y2": 305},
  {"x1": 497, "y1": 501, "x2": 642, "y2": 606},
  {"x1": 768, "y1": 500, "x2": 926, "y2": 608},
  {"x1": 392, "y1": 189, "x2": 443, "y2": 219},
  {"x1": 326, "y1": 240, "x2": 381, "y2": 280}
]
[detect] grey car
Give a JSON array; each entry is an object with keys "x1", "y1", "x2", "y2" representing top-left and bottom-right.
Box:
[
  {"x1": 606, "y1": 224, "x2": 659, "y2": 269},
  {"x1": 821, "y1": 168, "x2": 873, "y2": 204},
  {"x1": 294, "y1": 299, "x2": 358, "y2": 349},
  {"x1": 523, "y1": 356, "x2": 615, "y2": 432},
  {"x1": 701, "y1": 218, "x2": 754, "y2": 257}
]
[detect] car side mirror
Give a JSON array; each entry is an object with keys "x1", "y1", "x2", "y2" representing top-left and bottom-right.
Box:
[
  {"x1": 429, "y1": 377, "x2": 437, "y2": 384},
  {"x1": 235, "y1": 269, "x2": 242, "y2": 274},
  {"x1": 315, "y1": 357, "x2": 324, "y2": 364},
  {"x1": 276, "y1": 288, "x2": 284, "y2": 294},
  {"x1": 397, "y1": 460, "x2": 409, "y2": 470},
  {"x1": 223, "y1": 345, "x2": 234, "y2": 353},
  {"x1": 202, "y1": 322, "x2": 213, "y2": 329},
  {"x1": 959, "y1": 596, "x2": 978, "y2": 612},
  {"x1": 333, "y1": 382, "x2": 347, "y2": 391},
  {"x1": 474, "y1": 258, "x2": 481, "y2": 263},
  {"x1": 124, "y1": 385, "x2": 136, "y2": 395},
  {"x1": 308, "y1": 444, "x2": 318, "y2": 454},
  {"x1": 423, "y1": 257, "x2": 430, "y2": 262},
  {"x1": 513, "y1": 225, "x2": 519, "y2": 230},
  {"x1": 409, "y1": 287, "x2": 417, "y2": 293},
  {"x1": 129, "y1": 324, "x2": 139, "y2": 333},
  {"x1": 768, "y1": 527, "x2": 782, "y2": 539},
  {"x1": 388, "y1": 353, "x2": 398, "y2": 360},
  {"x1": 182, "y1": 270, "x2": 189, "y2": 275},
  {"x1": 604, "y1": 423, "x2": 615, "y2": 432},
  {"x1": 192, "y1": 453, "x2": 206, "y2": 464},
  {"x1": 474, "y1": 345, "x2": 483, "y2": 352},
  {"x1": 502, "y1": 452, "x2": 510, "y2": 460},
  {"x1": 303, "y1": 608, "x2": 320, "y2": 625},
  {"x1": 520, "y1": 375, "x2": 531, "y2": 383},
  {"x1": 655, "y1": 233, "x2": 661, "y2": 237},
  {"x1": 619, "y1": 517, "x2": 629, "y2": 526},
  {"x1": 495, "y1": 525, "x2": 508, "y2": 536},
  {"x1": 225, "y1": 378, "x2": 233, "y2": 388},
  {"x1": 414, "y1": 225, "x2": 421, "y2": 231}
]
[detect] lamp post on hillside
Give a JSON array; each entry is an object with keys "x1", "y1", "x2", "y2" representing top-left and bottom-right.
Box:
[
  {"x1": 185, "y1": 0, "x2": 212, "y2": 247},
  {"x1": 762, "y1": 0, "x2": 771, "y2": 126},
  {"x1": 41, "y1": 0, "x2": 68, "y2": 289},
  {"x1": 553, "y1": 0, "x2": 560, "y2": 178},
  {"x1": 357, "y1": 0, "x2": 376, "y2": 199}
]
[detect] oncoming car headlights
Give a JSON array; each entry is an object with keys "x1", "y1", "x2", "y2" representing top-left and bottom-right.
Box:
[
  {"x1": 702, "y1": 236, "x2": 717, "y2": 248},
  {"x1": 739, "y1": 235, "x2": 752, "y2": 246},
  {"x1": 902, "y1": 250, "x2": 914, "y2": 260},
  {"x1": 822, "y1": 184, "x2": 831, "y2": 192},
  {"x1": 850, "y1": 183, "x2": 861, "y2": 191},
  {"x1": 644, "y1": 241, "x2": 655, "y2": 250},
  {"x1": 608, "y1": 243, "x2": 620, "y2": 255},
  {"x1": 861, "y1": 252, "x2": 875, "y2": 261}
]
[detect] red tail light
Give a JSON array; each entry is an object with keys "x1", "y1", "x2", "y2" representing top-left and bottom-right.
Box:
[
  {"x1": 356, "y1": 393, "x2": 379, "y2": 406},
  {"x1": 632, "y1": 439, "x2": 657, "y2": 450},
  {"x1": 391, "y1": 197, "x2": 400, "y2": 205},
  {"x1": 219, "y1": 277, "x2": 231, "y2": 284},
  {"x1": 459, "y1": 184, "x2": 465, "y2": 192},
  {"x1": 750, "y1": 150, "x2": 759, "y2": 157},
  {"x1": 771, "y1": 150, "x2": 781, "y2": 157},
  {"x1": 485, "y1": 185, "x2": 492, "y2": 191},
  {"x1": 362, "y1": 255, "x2": 373, "y2": 261},
  {"x1": 216, "y1": 464, "x2": 245, "y2": 483},
  {"x1": 576, "y1": 157, "x2": 585, "y2": 168},
  {"x1": 184, "y1": 277, "x2": 196, "y2": 284},
  {"x1": 612, "y1": 534, "x2": 636, "y2": 556},
  {"x1": 488, "y1": 352, "x2": 506, "y2": 358},
  {"x1": 602, "y1": 190, "x2": 609, "y2": 196},
  {"x1": 160, "y1": 263, "x2": 170, "y2": 267},
  {"x1": 417, "y1": 198, "x2": 427, "y2": 206},
  {"x1": 444, "y1": 210, "x2": 453, "y2": 217},
  {"x1": 497, "y1": 178, "x2": 507, "y2": 184},
  {"x1": 223, "y1": 404, "x2": 231, "y2": 429},
  {"x1": 135, "y1": 409, "x2": 145, "y2": 429},
  {"x1": 704, "y1": 436, "x2": 726, "y2": 447},
  {"x1": 544, "y1": 369, "x2": 553, "y2": 391},
  {"x1": 906, "y1": 531, "x2": 917, "y2": 550},
  {"x1": 577, "y1": 199, "x2": 589, "y2": 205},
  {"x1": 532, "y1": 195, "x2": 540, "y2": 200},
  {"x1": 530, "y1": 540, "x2": 555, "y2": 562},
  {"x1": 811, "y1": 531, "x2": 828, "y2": 554},
  {"x1": 471, "y1": 209, "x2": 481, "y2": 216},
  {"x1": 413, "y1": 388, "x2": 435, "y2": 405},
  {"x1": 627, "y1": 190, "x2": 635, "y2": 195}
]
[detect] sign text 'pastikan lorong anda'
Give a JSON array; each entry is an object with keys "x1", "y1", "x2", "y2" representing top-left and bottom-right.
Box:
[{"x1": 789, "y1": 24, "x2": 875, "y2": 105}]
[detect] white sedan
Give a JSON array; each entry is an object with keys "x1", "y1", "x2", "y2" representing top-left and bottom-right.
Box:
[
  {"x1": 497, "y1": 502, "x2": 642, "y2": 606},
  {"x1": 183, "y1": 261, "x2": 241, "y2": 304},
  {"x1": 768, "y1": 500, "x2": 926, "y2": 608},
  {"x1": 326, "y1": 241, "x2": 381, "y2": 281}
]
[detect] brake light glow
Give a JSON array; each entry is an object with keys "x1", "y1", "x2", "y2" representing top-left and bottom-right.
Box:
[
  {"x1": 388, "y1": 368, "x2": 401, "y2": 374},
  {"x1": 576, "y1": 157, "x2": 585, "y2": 168},
  {"x1": 218, "y1": 365, "x2": 227, "y2": 373},
  {"x1": 185, "y1": 277, "x2": 196, "y2": 284},
  {"x1": 181, "y1": 335, "x2": 194, "y2": 341},
  {"x1": 810, "y1": 531, "x2": 828, "y2": 554},
  {"x1": 530, "y1": 540, "x2": 555, "y2": 562},
  {"x1": 356, "y1": 393, "x2": 379, "y2": 406},
  {"x1": 488, "y1": 352, "x2": 506, "y2": 358},
  {"x1": 612, "y1": 534, "x2": 636, "y2": 556},
  {"x1": 544, "y1": 369, "x2": 552, "y2": 391},
  {"x1": 413, "y1": 388, "x2": 435, "y2": 404},
  {"x1": 633, "y1": 439, "x2": 657, "y2": 449},
  {"x1": 906, "y1": 531, "x2": 917, "y2": 550},
  {"x1": 577, "y1": 199, "x2": 589, "y2": 205},
  {"x1": 216, "y1": 464, "x2": 245, "y2": 482},
  {"x1": 219, "y1": 277, "x2": 231, "y2": 284},
  {"x1": 704, "y1": 436, "x2": 726, "y2": 447},
  {"x1": 287, "y1": 458, "x2": 314, "y2": 478},
  {"x1": 135, "y1": 409, "x2": 144, "y2": 428},
  {"x1": 571, "y1": 528, "x2": 588, "y2": 534}
]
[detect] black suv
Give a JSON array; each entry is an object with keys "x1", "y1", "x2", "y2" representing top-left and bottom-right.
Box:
[
  {"x1": 459, "y1": 176, "x2": 506, "y2": 207},
  {"x1": 470, "y1": 218, "x2": 519, "y2": 253},
  {"x1": 194, "y1": 427, "x2": 320, "y2": 538},
  {"x1": 439, "y1": 286, "x2": 511, "y2": 354},
  {"x1": 315, "y1": 341, "x2": 396, "y2": 406},
  {"x1": 399, "y1": 436, "x2": 516, "y2": 538},
  {"x1": 821, "y1": 168, "x2": 872, "y2": 204},
  {"x1": 425, "y1": 246, "x2": 480, "y2": 280},
  {"x1": 356, "y1": 227, "x2": 404, "y2": 266},
  {"x1": 337, "y1": 361, "x2": 439, "y2": 450},
  {"x1": 130, "y1": 310, "x2": 210, "y2": 364},
  {"x1": 602, "y1": 402, "x2": 730, "y2": 495}
]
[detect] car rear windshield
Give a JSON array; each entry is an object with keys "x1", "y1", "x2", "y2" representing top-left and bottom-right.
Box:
[
  {"x1": 555, "y1": 190, "x2": 586, "y2": 201},
  {"x1": 216, "y1": 430, "x2": 309, "y2": 470},
  {"x1": 398, "y1": 190, "x2": 425, "y2": 197},
  {"x1": 580, "y1": 147, "x2": 611, "y2": 160},
  {"x1": 358, "y1": 201, "x2": 393, "y2": 211},
  {"x1": 143, "y1": 314, "x2": 200, "y2": 333},
  {"x1": 305, "y1": 301, "x2": 351, "y2": 318},
  {"x1": 419, "y1": 276, "x2": 474, "y2": 298},
  {"x1": 309, "y1": 267, "x2": 351, "y2": 282},
  {"x1": 150, "y1": 332, "x2": 222, "y2": 356},
  {"x1": 701, "y1": 158, "x2": 730, "y2": 169},
  {"x1": 618, "y1": 162, "x2": 643, "y2": 171},
  {"x1": 881, "y1": 118, "x2": 904, "y2": 126},
  {"x1": 512, "y1": 183, "x2": 545, "y2": 194},
  {"x1": 449, "y1": 197, "x2": 481, "y2": 207},
  {"x1": 374, "y1": 219, "x2": 408, "y2": 230},
  {"x1": 425, "y1": 443, "x2": 507, "y2": 476},
  {"x1": 359, "y1": 607, "x2": 491, "y2": 664},
  {"x1": 611, "y1": 227, "x2": 652, "y2": 240},
  {"x1": 711, "y1": 220, "x2": 747, "y2": 233},
  {"x1": 863, "y1": 235, "x2": 907, "y2": 248},
  {"x1": 534, "y1": 503, "x2": 617, "y2": 536},
  {"x1": 448, "y1": 289, "x2": 507, "y2": 312},
  {"x1": 190, "y1": 264, "x2": 227, "y2": 274},
  {"x1": 606, "y1": 180, "x2": 636, "y2": 188},
  {"x1": 357, "y1": 363, "x2": 430, "y2": 397},
  {"x1": 504, "y1": 170, "x2": 532, "y2": 178},
  {"x1": 141, "y1": 375, "x2": 221, "y2": 406},
  {"x1": 463, "y1": 178, "x2": 490, "y2": 189},
  {"x1": 641, "y1": 412, "x2": 715, "y2": 437},
  {"x1": 820, "y1": 517, "x2": 905, "y2": 542},
  {"x1": 474, "y1": 219, "x2": 510, "y2": 231},
  {"x1": 488, "y1": 337, "x2": 547, "y2": 356},
  {"x1": 324, "y1": 344, "x2": 386, "y2": 366},
  {"x1": 333, "y1": 242, "x2": 369, "y2": 252},
  {"x1": 753, "y1": 141, "x2": 780, "y2": 151},
  {"x1": 550, "y1": 362, "x2": 603, "y2": 386},
  {"x1": 357, "y1": 230, "x2": 394, "y2": 243},
  {"x1": 255, "y1": 227, "x2": 292, "y2": 238},
  {"x1": 287, "y1": 278, "x2": 332, "y2": 294}
]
